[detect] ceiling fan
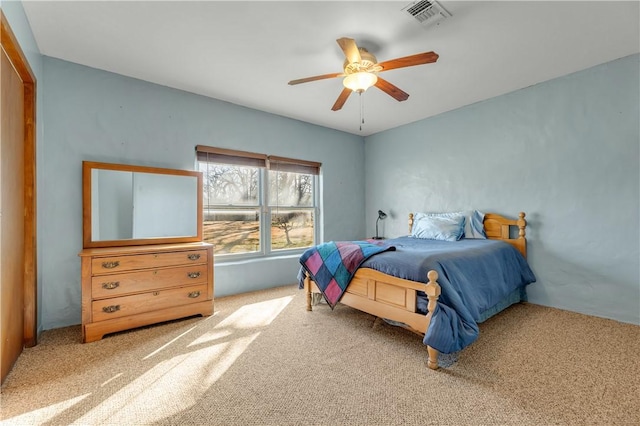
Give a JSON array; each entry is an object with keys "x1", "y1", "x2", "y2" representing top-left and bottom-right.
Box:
[{"x1": 288, "y1": 37, "x2": 439, "y2": 111}]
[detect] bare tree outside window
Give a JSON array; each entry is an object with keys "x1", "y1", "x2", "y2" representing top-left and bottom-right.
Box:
[
  {"x1": 200, "y1": 164, "x2": 261, "y2": 254},
  {"x1": 204, "y1": 165, "x2": 259, "y2": 205},
  {"x1": 269, "y1": 170, "x2": 314, "y2": 250}
]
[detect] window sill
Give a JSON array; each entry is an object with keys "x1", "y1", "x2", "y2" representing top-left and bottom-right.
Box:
[{"x1": 214, "y1": 252, "x2": 303, "y2": 266}]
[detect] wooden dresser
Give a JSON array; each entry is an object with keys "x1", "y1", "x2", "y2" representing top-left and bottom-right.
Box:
[{"x1": 79, "y1": 242, "x2": 214, "y2": 343}]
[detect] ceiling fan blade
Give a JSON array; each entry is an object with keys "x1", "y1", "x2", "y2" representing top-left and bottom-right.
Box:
[
  {"x1": 288, "y1": 73, "x2": 343, "y2": 85},
  {"x1": 336, "y1": 37, "x2": 361, "y2": 64},
  {"x1": 374, "y1": 77, "x2": 409, "y2": 102},
  {"x1": 377, "y1": 51, "x2": 439, "y2": 72},
  {"x1": 331, "y1": 88, "x2": 352, "y2": 111}
]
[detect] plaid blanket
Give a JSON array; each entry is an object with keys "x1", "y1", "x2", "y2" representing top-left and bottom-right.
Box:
[{"x1": 299, "y1": 240, "x2": 395, "y2": 309}]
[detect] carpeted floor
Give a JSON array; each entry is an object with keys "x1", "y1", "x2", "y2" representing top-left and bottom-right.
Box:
[{"x1": 1, "y1": 284, "x2": 639, "y2": 425}]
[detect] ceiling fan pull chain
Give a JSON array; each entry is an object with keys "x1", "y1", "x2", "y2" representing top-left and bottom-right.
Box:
[{"x1": 359, "y1": 92, "x2": 364, "y2": 131}]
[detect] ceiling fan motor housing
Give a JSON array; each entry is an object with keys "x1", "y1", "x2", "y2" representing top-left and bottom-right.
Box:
[{"x1": 343, "y1": 48, "x2": 381, "y2": 75}]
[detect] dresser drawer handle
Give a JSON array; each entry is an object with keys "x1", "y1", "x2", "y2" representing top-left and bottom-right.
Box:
[
  {"x1": 188, "y1": 291, "x2": 201, "y2": 299},
  {"x1": 187, "y1": 272, "x2": 201, "y2": 279},
  {"x1": 101, "y1": 281, "x2": 120, "y2": 290},
  {"x1": 102, "y1": 305, "x2": 120, "y2": 313},
  {"x1": 187, "y1": 254, "x2": 201, "y2": 261},
  {"x1": 101, "y1": 261, "x2": 120, "y2": 269}
]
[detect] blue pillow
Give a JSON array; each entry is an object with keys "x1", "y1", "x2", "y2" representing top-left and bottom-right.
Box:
[
  {"x1": 411, "y1": 212, "x2": 466, "y2": 241},
  {"x1": 462, "y1": 210, "x2": 486, "y2": 239}
]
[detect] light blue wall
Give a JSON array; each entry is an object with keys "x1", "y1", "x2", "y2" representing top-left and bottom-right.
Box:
[
  {"x1": 365, "y1": 54, "x2": 640, "y2": 324},
  {"x1": 2, "y1": 0, "x2": 45, "y2": 334},
  {"x1": 5, "y1": 0, "x2": 638, "y2": 330},
  {"x1": 41, "y1": 57, "x2": 365, "y2": 329}
]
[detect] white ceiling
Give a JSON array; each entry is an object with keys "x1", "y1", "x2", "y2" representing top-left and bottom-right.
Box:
[{"x1": 21, "y1": 1, "x2": 640, "y2": 136}]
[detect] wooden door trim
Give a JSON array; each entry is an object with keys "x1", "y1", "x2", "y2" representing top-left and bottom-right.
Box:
[{"x1": 1, "y1": 10, "x2": 38, "y2": 347}]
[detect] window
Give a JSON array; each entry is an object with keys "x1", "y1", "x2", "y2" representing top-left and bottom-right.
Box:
[
  {"x1": 196, "y1": 146, "x2": 320, "y2": 258},
  {"x1": 268, "y1": 156, "x2": 317, "y2": 252}
]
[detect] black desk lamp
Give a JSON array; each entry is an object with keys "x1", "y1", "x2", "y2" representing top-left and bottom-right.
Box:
[{"x1": 373, "y1": 210, "x2": 387, "y2": 239}]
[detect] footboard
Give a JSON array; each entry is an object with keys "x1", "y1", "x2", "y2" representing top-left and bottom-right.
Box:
[{"x1": 304, "y1": 268, "x2": 442, "y2": 369}]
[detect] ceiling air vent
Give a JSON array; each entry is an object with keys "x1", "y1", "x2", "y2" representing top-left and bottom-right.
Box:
[{"x1": 402, "y1": 0, "x2": 452, "y2": 26}]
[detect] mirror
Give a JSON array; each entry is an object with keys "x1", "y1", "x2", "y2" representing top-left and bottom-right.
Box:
[{"x1": 83, "y1": 161, "x2": 203, "y2": 248}]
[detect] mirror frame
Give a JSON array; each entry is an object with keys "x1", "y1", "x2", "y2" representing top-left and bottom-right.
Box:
[{"x1": 83, "y1": 161, "x2": 203, "y2": 248}]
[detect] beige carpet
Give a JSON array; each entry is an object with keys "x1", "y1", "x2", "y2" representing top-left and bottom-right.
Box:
[{"x1": 1, "y1": 285, "x2": 638, "y2": 425}]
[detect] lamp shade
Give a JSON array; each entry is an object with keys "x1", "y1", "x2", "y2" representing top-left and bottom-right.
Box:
[
  {"x1": 378, "y1": 210, "x2": 387, "y2": 220},
  {"x1": 343, "y1": 72, "x2": 378, "y2": 92}
]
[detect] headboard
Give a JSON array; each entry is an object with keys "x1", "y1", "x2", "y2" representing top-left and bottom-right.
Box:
[{"x1": 408, "y1": 212, "x2": 527, "y2": 258}]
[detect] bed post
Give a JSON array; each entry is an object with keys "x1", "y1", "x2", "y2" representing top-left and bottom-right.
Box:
[
  {"x1": 517, "y1": 212, "x2": 527, "y2": 258},
  {"x1": 424, "y1": 270, "x2": 441, "y2": 370},
  {"x1": 304, "y1": 271, "x2": 313, "y2": 311},
  {"x1": 517, "y1": 212, "x2": 526, "y2": 239},
  {"x1": 408, "y1": 213, "x2": 414, "y2": 234}
]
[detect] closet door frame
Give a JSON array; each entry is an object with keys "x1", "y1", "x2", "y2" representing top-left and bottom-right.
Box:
[{"x1": 1, "y1": 10, "x2": 37, "y2": 349}]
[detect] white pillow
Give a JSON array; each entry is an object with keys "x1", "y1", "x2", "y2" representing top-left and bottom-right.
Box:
[
  {"x1": 411, "y1": 212, "x2": 466, "y2": 241},
  {"x1": 462, "y1": 210, "x2": 486, "y2": 239}
]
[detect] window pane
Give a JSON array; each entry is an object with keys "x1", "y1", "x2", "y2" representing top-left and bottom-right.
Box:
[
  {"x1": 204, "y1": 209, "x2": 260, "y2": 254},
  {"x1": 199, "y1": 162, "x2": 259, "y2": 206},
  {"x1": 271, "y1": 209, "x2": 314, "y2": 250},
  {"x1": 268, "y1": 170, "x2": 313, "y2": 207}
]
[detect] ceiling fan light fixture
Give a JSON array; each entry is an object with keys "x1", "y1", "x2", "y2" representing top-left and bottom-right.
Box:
[{"x1": 343, "y1": 72, "x2": 378, "y2": 93}]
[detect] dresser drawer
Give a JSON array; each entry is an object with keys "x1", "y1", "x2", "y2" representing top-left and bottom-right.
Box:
[
  {"x1": 91, "y1": 249, "x2": 208, "y2": 274},
  {"x1": 91, "y1": 283, "x2": 209, "y2": 322},
  {"x1": 91, "y1": 264, "x2": 208, "y2": 299}
]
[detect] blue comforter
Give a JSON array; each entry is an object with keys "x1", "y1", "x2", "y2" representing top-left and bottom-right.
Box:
[{"x1": 360, "y1": 237, "x2": 536, "y2": 354}]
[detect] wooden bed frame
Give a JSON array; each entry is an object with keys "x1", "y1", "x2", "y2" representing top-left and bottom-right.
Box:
[{"x1": 303, "y1": 212, "x2": 528, "y2": 370}]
